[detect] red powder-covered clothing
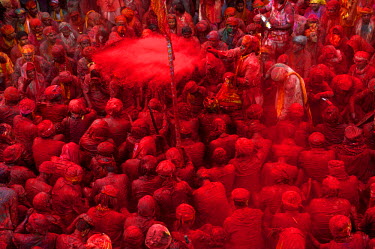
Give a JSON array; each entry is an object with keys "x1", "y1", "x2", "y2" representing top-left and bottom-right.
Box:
[
  {"x1": 39, "y1": 157, "x2": 78, "y2": 186},
  {"x1": 0, "y1": 104, "x2": 19, "y2": 125},
  {"x1": 181, "y1": 141, "x2": 205, "y2": 169},
  {"x1": 51, "y1": 178, "x2": 88, "y2": 226},
  {"x1": 153, "y1": 180, "x2": 192, "y2": 226},
  {"x1": 60, "y1": 109, "x2": 97, "y2": 144},
  {"x1": 261, "y1": 161, "x2": 298, "y2": 186},
  {"x1": 6, "y1": 165, "x2": 36, "y2": 186},
  {"x1": 320, "y1": 232, "x2": 369, "y2": 249},
  {"x1": 271, "y1": 142, "x2": 303, "y2": 166},
  {"x1": 13, "y1": 233, "x2": 58, "y2": 249},
  {"x1": 25, "y1": 178, "x2": 52, "y2": 203},
  {"x1": 258, "y1": 184, "x2": 302, "y2": 215},
  {"x1": 308, "y1": 197, "x2": 353, "y2": 243},
  {"x1": 124, "y1": 214, "x2": 161, "y2": 234},
  {"x1": 209, "y1": 133, "x2": 239, "y2": 160},
  {"x1": 56, "y1": 233, "x2": 86, "y2": 249},
  {"x1": 131, "y1": 176, "x2": 163, "y2": 202},
  {"x1": 230, "y1": 142, "x2": 269, "y2": 192},
  {"x1": 32, "y1": 137, "x2": 65, "y2": 168},
  {"x1": 87, "y1": 207, "x2": 126, "y2": 249},
  {"x1": 223, "y1": 207, "x2": 264, "y2": 249},
  {"x1": 121, "y1": 159, "x2": 141, "y2": 183},
  {"x1": 298, "y1": 148, "x2": 336, "y2": 182},
  {"x1": 336, "y1": 175, "x2": 360, "y2": 207},
  {"x1": 360, "y1": 206, "x2": 375, "y2": 238},
  {"x1": 205, "y1": 164, "x2": 235, "y2": 197},
  {"x1": 0, "y1": 186, "x2": 18, "y2": 230},
  {"x1": 335, "y1": 145, "x2": 375, "y2": 182},
  {"x1": 38, "y1": 103, "x2": 68, "y2": 124},
  {"x1": 270, "y1": 212, "x2": 311, "y2": 246},
  {"x1": 176, "y1": 162, "x2": 195, "y2": 187},
  {"x1": 193, "y1": 181, "x2": 230, "y2": 227},
  {"x1": 103, "y1": 116, "x2": 130, "y2": 146},
  {"x1": 91, "y1": 173, "x2": 129, "y2": 210},
  {"x1": 13, "y1": 115, "x2": 38, "y2": 158},
  {"x1": 172, "y1": 229, "x2": 210, "y2": 249}
]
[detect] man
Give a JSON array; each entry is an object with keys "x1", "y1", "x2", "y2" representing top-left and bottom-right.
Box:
[
  {"x1": 328, "y1": 160, "x2": 360, "y2": 207},
  {"x1": 50, "y1": 44, "x2": 77, "y2": 78},
  {"x1": 17, "y1": 62, "x2": 48, "y2": 102},
  {"x1": 10, "y1": 31, "x2": 30, "y2": 64},
  {"x1": 153, "y1": 160, "x2": 192, "y2": 227},
  {"x1": 0, "y1": 87, "x2": 20, "y2": 125},
  {"x1": 298, "y1": 132, "x2": 336, "y2": 183},
  {"x1": 103, "y1": 98, "x2": 130, "y2": 146},
  {"x1": 193, "y1": 169, "x2": 230, "y2": 227},
  {"x1": 335, "y1": 125, "x2": 375, "y2": 182},
  {"x1": 308, "y1": 176, "x2": 356, "y2": 243},
  {"x1": 39, "y1": 26, "x2": 64, "y2": 63},
  {"x1": 0, "y1": 24, "x2": 16, "y2": 54},
  {"x1": 314, "y1": 215, "x2": 369, "y2": 248},
  {"x1": 51, "y1": 71, "x2": 82, "y2": 104},
  {"x1": 13, "y1": 98, "x2": 38, "y2": 163},
  {"x1": 13, "y1": 44, "x2": 51, "y2": 85},
  {"x1": 230, "y1": 137, "x2": 270, "y2": 192},
  {"x1": 304, "y1": 0, "x2": 326, "y2": 18},
  {"x1": 32, "y1": 119, "x2": 65, "y2": 168},
  {"x1": 281, "y1": 35, "x2": 312, "y2": 78},
  {"x1": 0, "y1": 165, "x2": 18, "y2": 248},
  {"x1": 15, "y1": 8, "x2": 29, "y2": 33},
  {"x1": 268, "y1": 64, "x2": 309, "y2": 121},
  {"x1": 264, "y1": 0, "x2": 294, "y2": 57},
  {"x1": 218, "y1": 16, "x2": 244, "y2": 49},
  {"x1": 0, "y1": 53, "x2": 14, "y2": 90},
  {"x1": 224, "y1": 188, "x2": 264, "y2": 249},
  {"x1": 28, "y1": 18, "x2": 45, "y2": 49},
  {"x1": 51, "y1": 163, "x2": 88, "y2": 226},
  {"x1": 355, "y1": 7, "x2": 375, "y2": 45},
  {"x1": 349, "y1": 51, "x2": 375, "y2": 87},
  {"x1": 87, "y1": 185, "x2": 126, "y2": 249},
  {"x1": 208, "y1": 35, "x2": 262, "y2": 107},
  {"x1": 320, "y1": 0, "x2": 341, "y2": 41},
  {"x1": 50, "y1": 0, "x2": 67, "y2": 23},
  {"x1": 25, "y1": 0, "x2": 41, "y2": 24}
]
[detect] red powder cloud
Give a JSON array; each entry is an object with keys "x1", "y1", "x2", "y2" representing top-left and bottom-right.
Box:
[{"x1": 93, "y1": 36, "x2": 202, "y2": 88}]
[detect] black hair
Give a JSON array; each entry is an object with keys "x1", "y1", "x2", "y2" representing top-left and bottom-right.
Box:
[{"x1": 16, "y1": 31, "x2": 28, "y2": 41}]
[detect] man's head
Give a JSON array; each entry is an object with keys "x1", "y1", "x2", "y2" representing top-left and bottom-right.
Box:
[
  {"x1": 15, "y1": 8, "x2": 27, "y2": 24},
  {"x1": 235, "y1": 0, "x2": 245, "y2": 13},
  {"x1": 360, "y1": 7, "x2": 373, "y2": 23},
  {"x1": 207, "y1": 31, "x2": 220, "y2": 47},
  {"x1": 78, "y1": 35, "x2": 91, "y2": 48},
  {"x1": 43, "y1": 26, "x2": 57, "y2": 44},
  {"x1": 41, "y1": 12, "x2": 52, "y2": 26},
  {"x1": 50, "y1": 0, "x2": 60, "y2": 11},
  {"x1": 271, "y1": 66, "x2": 288, "y2": 82},
  {"x1": 240, "y1": 35, "x2": 259, "y2": 55},
  {"x1": 167, "y1": 14, "x2": 177, "y2": 29},
  {"x1": 329, "y1": 215, "x2": 352, "y2": 239},
  {"x1": 231, "y1": 188, "x2": 250, "y2": 207},
  {"x1": 51, "y1": 44, "x2": 66, "y2": 63},
  {"x1": 226, "y1": 17, "x2": 239, "y2": 34},
  {"x1": 25, "y1": 0, "x2": 38, "y2": 17},
  {"x1": 292, "y1": 35, "x2": 307, "y2": 53},
  {"x1": 309, "y1": 0, "x2": 320, "y2": 11},
  {"x1": 16, "y1": 31, "x2": 29, "y2": 46},
  {"x1": 174, "y1": 3, "x2": 185, "y2": 15},
  {"x1": 354, "y1": 51, "x2": 370, "y2": 70},
  {"x1": 25, "y1": 62, "x2": 36, "y2": 80},
  {"x1": 0, "y1": 25, "x2": 15, "y2": 42},
  {"x1": 21, "y1": 44, "x2": 35, "y2": 62},
  {"x1": 156, "y1": 160, "x2": 176, "y2": 179},
  {"x1": 181, "y1": 26, "x2": 193, "y2": 38},
  {"x1": 326, "y1": 0, "x2": 340, "y2": 16}
]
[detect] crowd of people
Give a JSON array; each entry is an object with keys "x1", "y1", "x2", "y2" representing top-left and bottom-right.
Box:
[{"x1": 1, "y1": 0, "x2": 375, "y2": 248}]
